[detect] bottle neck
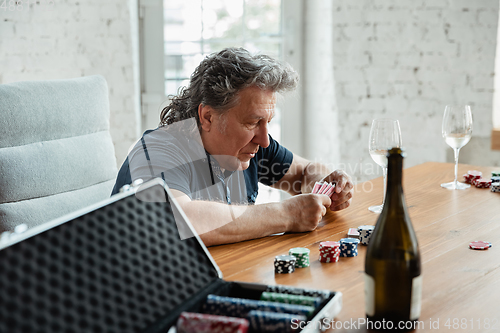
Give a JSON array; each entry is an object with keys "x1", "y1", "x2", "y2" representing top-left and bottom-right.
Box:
[{"x1": 385, "y1": 154, "x2": 404, "y2": 201}]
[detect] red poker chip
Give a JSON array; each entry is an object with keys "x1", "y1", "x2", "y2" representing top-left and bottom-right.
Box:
[
  {"x1": 469, "y1": 241, "x2": 492, "y2": 250},
  {"x1": 468, "y1": 170, "x2": 482, "y2": 177},
  {"x1": 319, "y1": 241, "x2": 340, "y2": 248},
  {"x1": 475, "y1": 179, "x2": 491, "y2": 188}
]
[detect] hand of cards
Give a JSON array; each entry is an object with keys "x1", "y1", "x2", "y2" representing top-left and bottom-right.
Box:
[{"x1": 311, "y1": 181, "x2": 336, "y2": 197}]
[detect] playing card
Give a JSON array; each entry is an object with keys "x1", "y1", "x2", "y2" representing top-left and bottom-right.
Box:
[
  {"x1": 318, "y1": 182, "x2": 329, "y2": 194},
  {"x1": 312, "y1": 181, "x2": 323, "y2": 194}
]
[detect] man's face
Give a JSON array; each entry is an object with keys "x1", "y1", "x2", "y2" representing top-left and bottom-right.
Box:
[{"x1": 201, "y1": 86, "x2": 276, "y2": 171}]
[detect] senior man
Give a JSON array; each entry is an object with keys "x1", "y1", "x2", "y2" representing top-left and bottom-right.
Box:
[{"x1": 112, "y1": 47, "x2": 353, "y2": 246}]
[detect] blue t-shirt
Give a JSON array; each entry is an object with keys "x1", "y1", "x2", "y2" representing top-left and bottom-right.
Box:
[{"x1": 111, "y1": 120, "x2": 293, "y2": 204}]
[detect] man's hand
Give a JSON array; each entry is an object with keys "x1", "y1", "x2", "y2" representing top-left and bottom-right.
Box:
[
  {"x1": 282, "y1": 194, "x2": 332, "y2": 232},
  {"x1": 322, "y1": 169, "x2": 354, "y2": 211}
]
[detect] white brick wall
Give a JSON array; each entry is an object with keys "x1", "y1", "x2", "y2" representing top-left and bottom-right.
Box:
[
  {"x1": 1, "y1": 0, "x2": 140, "y2": 167},
  {"x1": 331, "y1": 0, "x2": 500, "y2": 181}
]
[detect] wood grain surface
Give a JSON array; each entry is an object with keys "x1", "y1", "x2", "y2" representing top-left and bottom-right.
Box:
[{"x1": 209, "y1": 162, "x2": 500, "y2": 332}]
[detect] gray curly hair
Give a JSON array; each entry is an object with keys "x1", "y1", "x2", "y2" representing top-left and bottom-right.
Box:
[{"x1": 159, "y1": 47, "x2": 299, "y2": 128}]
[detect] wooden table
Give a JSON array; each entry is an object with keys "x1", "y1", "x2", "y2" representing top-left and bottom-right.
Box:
[{"x1": 209, "y1": 162, "x2": 500, "y2": 332}]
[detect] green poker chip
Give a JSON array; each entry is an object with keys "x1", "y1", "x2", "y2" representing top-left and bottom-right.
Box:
[
  {"x1": 289, "y1": 247, "x2": 311, "y2": 268},
  {"x1": 260, "y1": 292, "x2": 321, "y2": 309}
]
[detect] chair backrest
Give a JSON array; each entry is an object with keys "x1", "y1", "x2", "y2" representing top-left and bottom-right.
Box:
[{"x1": 0, "y1": 75, "x2": 118, "y2": 232}]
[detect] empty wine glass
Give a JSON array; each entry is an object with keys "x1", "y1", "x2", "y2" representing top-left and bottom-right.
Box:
[
  {"x1": 441, "y1": 105, "x2": 473, "y2": 190},
  {"x1": 368, "y1": 119, "x2": 402, "y2": 213}
]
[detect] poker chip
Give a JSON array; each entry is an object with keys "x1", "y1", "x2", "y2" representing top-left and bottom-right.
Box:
[
  {"x1": 491, "y1": 182, "x2": 500, "y2": 193},
  {"x1": 465, "y1": 171, "x2": 482, "y2": 185},
  {"x1": 475, "y1": 178, "x2": 492, "y2": 188},
  {"x1": 340, "y1": 237, "x2": 360, "y2": 244},
  {"x1": 264, "y1": 285, "x2": 331, "y2": 300},
  {"x1": 340, "y1": 238, "x2": 360, "y2": 257},
  {"x1": 203, "y1": 295, "x2": 314, "y2": 318},
  {"x1": 468, "y1": 170, "x2": 482, "y2": 178},
  {"x1": 469, "y1": 241, "x2": 492, "y2": 250},
  {"x1": 357, "y1": 225, "x2": 375, "y2": 245},
  {"x1": 288, "y1": 247, "x2": 310, "y2": 268},
  {"x1": 274, "y1": 255, "x2": 296, "y2": 274},
  {"x1": 319, "y1": 241, "x2": 340, "y2": 263},
  {"x1": 492, "y1": 171, "x2": 500, "y2": 177},
  {"x1": 260, "y1": 292, "x2": 322, "y2": 308},
  {"x1": 247, "y1": 310, "x2": 306, "y2": 333},
  {"x1": 491, "y1": 176, "x2": 500, "y2": 183},
  {"x1": 176, "y1": 312, "x2": 249, "y2": 333}
]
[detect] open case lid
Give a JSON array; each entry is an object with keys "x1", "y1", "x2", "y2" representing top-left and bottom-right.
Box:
[{"x1": 0, "y1": 178, "x2": 222, "y2": 333}]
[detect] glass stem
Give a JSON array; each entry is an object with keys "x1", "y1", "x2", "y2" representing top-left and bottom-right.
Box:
[
  {"x1": 382, "y1": 166, "x2": 388, "y2": 205},
  {"x1": 453, "y1": 148, "x2": 460, "y2": 185}
]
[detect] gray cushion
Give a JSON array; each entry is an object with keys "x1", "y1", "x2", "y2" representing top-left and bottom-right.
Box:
[{"x1": 0, "y1": 75, "x2": 117, "y2": 232}]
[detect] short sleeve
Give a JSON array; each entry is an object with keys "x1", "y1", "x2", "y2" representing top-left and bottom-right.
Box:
[{"x1": 257, "y1": 135, "x2": 293, "y2": 186}]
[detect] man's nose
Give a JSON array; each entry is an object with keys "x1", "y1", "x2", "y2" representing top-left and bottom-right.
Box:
[{"x1": 253, "y1": 123, "x2": 270, "y2": 148}]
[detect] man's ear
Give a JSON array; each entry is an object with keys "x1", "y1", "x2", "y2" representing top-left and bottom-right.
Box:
[{"x1": 198, "y1": 104, "x2": 213, "y2": 132}]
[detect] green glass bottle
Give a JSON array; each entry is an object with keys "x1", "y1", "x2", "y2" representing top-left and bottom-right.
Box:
[{"x1": 364, "y1": 147, "x2": 422, "y2": 331}]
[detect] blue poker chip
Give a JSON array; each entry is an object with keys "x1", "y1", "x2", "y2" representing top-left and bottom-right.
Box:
[{"x1": 340, "y1": 237, "x2": 360, "y2": 244}]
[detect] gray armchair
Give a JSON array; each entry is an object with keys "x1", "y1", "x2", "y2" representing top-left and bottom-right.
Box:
[{"x1": 0, "y1": 75, "x2": 118, "y2": 232}]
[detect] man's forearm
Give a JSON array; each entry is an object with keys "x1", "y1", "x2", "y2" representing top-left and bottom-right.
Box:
[{"x1": 179, "y1": 200, "x2": 288, "y2": 247}]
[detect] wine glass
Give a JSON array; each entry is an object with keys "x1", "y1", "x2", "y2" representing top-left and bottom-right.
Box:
[
  {"x1": 440, "y1": 105, "x2": 473, "y2": 190},
  {"x1": 368, "y1": 119, "x2": 402, "y2": 213}
]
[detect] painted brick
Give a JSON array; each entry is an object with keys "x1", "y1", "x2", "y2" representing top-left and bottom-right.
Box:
[
  {"x1": 472, "y1": 75, "x2": 495, "y2": 91},
  {"x1": 477, "y1": 9, "x2": 499, "y2": 26},
  {"x1": 1, "y1": 0, "x2": 140, "y2": 166},
  {"x1": 370, "y1": 52, "x2": 397, "y2": 68},
  {"x1": 443, "y1": 9, "x2": 479, "y2": 26},
  {"x1": 449, "y1": 0, "x2": 498, "y2": 10},
  {"x1": 332, "y1": 0, "x2": 498, "y2": 175},
  {"x1": 343, "y1": 83, "x2": 369, "y2": 98},
  {"x1": 343, "y1": 24, "x2": 375, "y2": 41}
]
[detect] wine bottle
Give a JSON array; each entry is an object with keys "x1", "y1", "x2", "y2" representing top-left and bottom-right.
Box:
[{"x1": 364, "y1": 147, "x2": 422, "y2": 331}]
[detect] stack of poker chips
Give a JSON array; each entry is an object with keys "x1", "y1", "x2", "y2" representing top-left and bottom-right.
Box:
[
  {"x1": 247, "y1": 310, "x2": 306, "y2": 333},
  {"x1": 260, "y1": 292, "x2": 322, "y2": 308},
  {"x1": 176, "y1": 312, "x2": 249, "y2": 333},
  {"x1": 491, "y1": 172, "x2": 500, "y2": 193},
  {"x1": 288, "y1": 247, "x2": 310, "y2": 268},
  {"x1": 357, "y1": 225, "x2": 375, "y2": 245},
  {"x1": 463, "y1": 170, "x2": 482, "y2": 185},
  {"x1": 274, "y1": 255, "x2": 297, "y2": 274},
  {"x1": 475, "y1": 178, "x2": 492, "y2": 188},
  {"x1": 202, "y1": 295, "x2": 315, "y2": 318},
  {"x1": 340, "y1": 238, "x2": 360, "y2": 257},
  {"x1": 318, "y1": 241, "x2": 340, "y2": 263},
  {"x1": 264, "y1": 285, "x2": 331, "y2": 301}
]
